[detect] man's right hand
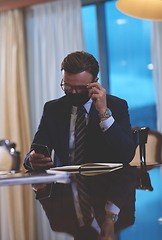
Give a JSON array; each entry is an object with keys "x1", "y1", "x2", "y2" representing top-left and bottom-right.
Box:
[{"x1": 29, "y1": 150, "x2": 53, "y2": 170}]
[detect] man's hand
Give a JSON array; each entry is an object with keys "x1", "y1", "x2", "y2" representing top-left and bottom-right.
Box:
[
  {"x1": 98, "y1": 212, "x2": 115, "y2": 240},
  {"x1": 32, "y1": 183, "x2": 47, "y2": 191},
  {"x1": 87, "y1": 82, "x2": 107, "y2": 115},
  {"x1": 29, "y1": 150, "x2": 53, "y2": 170},
  {"x1": 31, "y1": 181, "x2": 52, "y2": 199},
  {"x1": 30, "y1": 171, "x2": 52, "y2": 194}
]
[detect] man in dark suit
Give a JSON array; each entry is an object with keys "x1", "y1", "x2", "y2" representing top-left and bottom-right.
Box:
[
  {"x1": 24, "y1": 51, "x2": 135, "y2": 168},
  {"x1": 24, "y1": 51, "x2": 137, "y2": 239}
]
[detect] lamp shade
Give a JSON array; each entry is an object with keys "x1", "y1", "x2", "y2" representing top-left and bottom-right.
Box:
[{"x1": 116, "y1": 0, "x2": 162, "y2": 21}]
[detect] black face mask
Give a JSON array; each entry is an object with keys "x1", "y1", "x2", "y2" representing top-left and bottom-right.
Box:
[{"x1": 65, "y1": 92, "x2": 90, "y2": 106}]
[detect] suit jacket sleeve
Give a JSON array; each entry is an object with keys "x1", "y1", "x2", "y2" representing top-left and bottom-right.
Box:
[{"x1": 85, "y1": 95, "x2": 135, "y2": 165}]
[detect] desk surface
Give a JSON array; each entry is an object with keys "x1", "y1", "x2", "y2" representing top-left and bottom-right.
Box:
[
  {"x1": 0, "y1": 170, "x2": 71, "y2": 186},
  {"x1": 0, "y1": 166, "x2": 160, "y2": 239},
  {"x1": 0, "y1": 163, "x2": 123, "y2": 186}
]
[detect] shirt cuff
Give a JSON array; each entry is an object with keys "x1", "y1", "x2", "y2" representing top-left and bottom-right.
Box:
[
  {"x1": 105, "y1": 201, "x2": 120, "y2": 215},
  {"x1": 24, "y1": 158, "x2": 33, "y2": 170},
  {"x1": 99, "y1": 116, "x2": 115, "y2": 132}
]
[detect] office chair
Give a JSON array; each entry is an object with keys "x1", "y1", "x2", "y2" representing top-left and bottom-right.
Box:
[
  {"x1": 0, "y1": 140, "x2": 21, "y2": 171},
  {"x1": 131, "y1": 127, "x2": 154, "y2": 191}
]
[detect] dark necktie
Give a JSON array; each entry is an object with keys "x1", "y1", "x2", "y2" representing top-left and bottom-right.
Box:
[
  {"x1": 74, "y1": 106, "x2": 86, "y2": 165},
  {"x1": 73, "y1": 107, "x2": 93, "y2": 225},
  {"x1": 76, "y1": 174, "x2": 93, "y2": 226}
]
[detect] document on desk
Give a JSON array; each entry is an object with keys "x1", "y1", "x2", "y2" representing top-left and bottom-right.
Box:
[{"x1": 46, "y1": 163, "x2": 123, "y2": 175}]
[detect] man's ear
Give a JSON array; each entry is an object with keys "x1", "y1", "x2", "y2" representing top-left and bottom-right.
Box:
[{"x1": 94, "y1": 77, "x2": 99, "y2": 82}]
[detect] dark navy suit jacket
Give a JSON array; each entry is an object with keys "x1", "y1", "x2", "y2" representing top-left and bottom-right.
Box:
[{"x1": 24, "y1": 94, "x2": 135, "y2": 168}]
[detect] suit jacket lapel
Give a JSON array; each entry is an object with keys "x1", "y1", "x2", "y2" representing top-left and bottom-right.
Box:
[
  {"x1": 87, "y1": 103, "x2": 100, "y2": 133},
  {"x1": 57, "y1": 98, "x2": 71, "y2": 165}
]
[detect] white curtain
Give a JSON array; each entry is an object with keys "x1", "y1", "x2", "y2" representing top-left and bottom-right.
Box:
[
  {"x1": 152, "y1": 22, "x2": 162, "y2": 133},
  {"x1": 25, "y1": 0, "x2": 84, "y2": 135},
  {"x1": 0, "y1": 9, "x2": 35, "y2": 240},
  {"x1": 25, "y1": 0, "x2": 84, "y2": 239}
]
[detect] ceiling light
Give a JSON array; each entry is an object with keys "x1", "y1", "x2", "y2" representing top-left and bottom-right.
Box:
[{"x1": 116, "y1": 0, "x2": 162, "y2": 21}]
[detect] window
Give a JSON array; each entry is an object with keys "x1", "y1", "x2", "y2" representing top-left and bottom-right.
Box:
[{"x1": 81, "y1": 1, "x2": 157, "y2": 130}]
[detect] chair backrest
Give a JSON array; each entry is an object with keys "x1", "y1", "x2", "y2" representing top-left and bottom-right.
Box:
[
  {"x1": 131, "y1": 128, "x2": 162, "y2": 168},
  {"x1": 131, "y1": 127, "x2": 154, "y2": 191},
  {"x1": 131, "y1": 127, "x2": 149, "y2": 168},
  {"x1": 145, "y1": 129, "x2": 162, "y2": 168},
  {"x1": 0, "y1": 140, "x2": 21, "y2": 171}
]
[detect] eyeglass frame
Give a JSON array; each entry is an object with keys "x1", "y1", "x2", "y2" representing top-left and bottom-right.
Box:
[{"x1": 60, "y1": 78, "x2": 95, "y2": 93}]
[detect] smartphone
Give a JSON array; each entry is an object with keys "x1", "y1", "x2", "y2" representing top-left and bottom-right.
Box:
[{"x1": 31, "y1": 143, "x2": 50, "y2": 157}]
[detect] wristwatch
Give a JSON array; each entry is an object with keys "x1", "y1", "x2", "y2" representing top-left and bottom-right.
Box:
[
  {"x1": 106, "y1": 213, "x2": 118, "y2": 222},
  {"x1": 98, "y1": 108, "x2": 112, "y2": 119}
]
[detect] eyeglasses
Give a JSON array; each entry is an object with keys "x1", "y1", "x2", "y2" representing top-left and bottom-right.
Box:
[{"x1": 60, "y1": 79, "x2": 92, "y2": 93}]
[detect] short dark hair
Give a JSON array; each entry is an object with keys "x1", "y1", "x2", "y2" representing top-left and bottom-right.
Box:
[{"x1": 61, "y1": 51, "x2": 99, "y2": 78}]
